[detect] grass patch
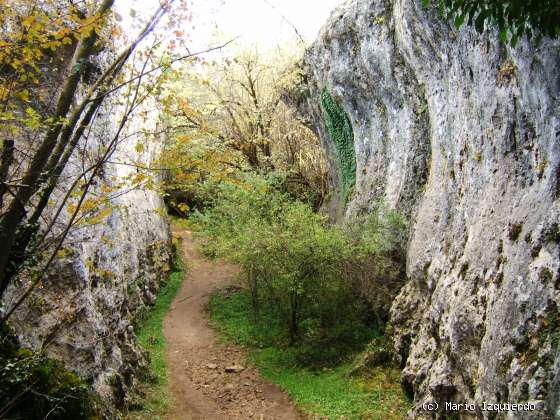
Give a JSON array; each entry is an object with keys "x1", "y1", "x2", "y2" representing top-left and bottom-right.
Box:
[
  {"x1": 208, "y1": 289, "x2": 411, "y2": 419},
  {"x1": 208, "y1": 287, "x2": 285, "y2": 348},
  {"x1": 131, "y1": 236, "x2": 186, "y2": 419}
]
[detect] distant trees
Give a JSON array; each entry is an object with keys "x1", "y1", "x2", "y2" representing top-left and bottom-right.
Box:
[
  {"x1": 161, "y1": 47, "x2": 329, "y2": 212},
  {"x1": 424, "y1": 0, "x2": 560, "y2": 45}
]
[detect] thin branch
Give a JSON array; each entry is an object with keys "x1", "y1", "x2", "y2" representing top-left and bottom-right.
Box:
[
  {"x1": 262, "y1": 0, "x2": 306, "y2": 46},
  {"x1": 1, "y1": 36, "x2": 155, "y2": 323},
  {"x1": 0, "y1": 0, "x2": 116, "y2": 297},
  {"x1": 87, "y1": 38, "x2": 238, "y2": 103}
]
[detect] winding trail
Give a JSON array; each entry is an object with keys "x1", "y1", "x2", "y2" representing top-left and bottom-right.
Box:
[{"x1": 163, "y1": 230, "x2": 300, "y2": 420}]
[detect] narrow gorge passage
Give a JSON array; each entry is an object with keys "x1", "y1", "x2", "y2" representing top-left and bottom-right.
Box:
[{"x1": 163, "y1": 230, "x2": 300, "y2": 420}]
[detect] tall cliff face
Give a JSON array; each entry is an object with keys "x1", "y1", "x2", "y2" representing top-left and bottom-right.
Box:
[
  {"x1": 4, "y1": 102, "x2": 171, "y2": 410},
  {"x1": 1, "y1": 4, "x2": 171, "y2": 410},
  {"x1": 301, "y1": 0, "x2": 560, "y2": 418}
]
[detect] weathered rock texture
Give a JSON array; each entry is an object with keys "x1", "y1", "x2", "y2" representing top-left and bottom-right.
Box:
[
  {"x1": 1, "y1": 4, "x2": 171, "y2": 412},
  {"x1": 301, "y1": 0, "x2": 560, "y2": 418},
  {"x1": 5, "y1": 108, "x2": 171, "y2": 412}
]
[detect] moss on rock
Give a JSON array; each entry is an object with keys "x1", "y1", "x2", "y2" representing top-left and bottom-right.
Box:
[{"x1": 320, "y1": 89, "x2": 356, "y2": 204}]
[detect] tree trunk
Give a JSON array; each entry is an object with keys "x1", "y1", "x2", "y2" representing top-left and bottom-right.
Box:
[{"x1": 0, "y1": 139, "x2": 14, "y2": 208}]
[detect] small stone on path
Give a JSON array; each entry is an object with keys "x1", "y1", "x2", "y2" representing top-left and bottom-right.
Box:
[{"x1": 225, "y1": 365, "x2": 245, "y2": 373}]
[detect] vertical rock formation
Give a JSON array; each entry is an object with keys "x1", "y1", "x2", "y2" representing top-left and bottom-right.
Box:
[
  {"x1": 300, "y1": 0, "x2": 560, "y2": 418},
  {"x1": 5, "y1": 103, "x2": 171, "y2": 412},
  {"x1": 1, "y1": 2, "x2": 171, "y2": 411}
]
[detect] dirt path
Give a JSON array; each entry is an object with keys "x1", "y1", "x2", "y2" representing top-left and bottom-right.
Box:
[{"x1": 163, "y1": 230, "x2": 300, "y2": 420}]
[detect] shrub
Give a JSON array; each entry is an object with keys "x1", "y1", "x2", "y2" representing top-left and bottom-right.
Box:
[
  {"x1": 423, "y1": 0, "x2": 560, "y2": 46},
  {"x1": 342, "y1": 205, "x2": 407, "y2": 326},
  {"x1": 0, "y1": 326, "x2": 96, "y2": 419},
  {"x1": 193, "y1": 173, "x2": 406, "y2": 365}
]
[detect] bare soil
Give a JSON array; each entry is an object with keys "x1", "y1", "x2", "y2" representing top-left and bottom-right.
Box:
[{"x1": 163, "y1": 230, "x2": 300, "y2": 420}]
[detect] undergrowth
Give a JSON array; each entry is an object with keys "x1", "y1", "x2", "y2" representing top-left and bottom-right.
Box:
[
  {"x1": 208, "y1": 289, "x2": 411, "y2": 419},
  {"x1": 194, "y1": 173, "x2": 405, "y2": 348},
  {"x1": 0, "y1": 324, "x2": 97, "y2": 419},
  {"x1": 131, "y1": 235, "x2": 186, "y2": 419}
]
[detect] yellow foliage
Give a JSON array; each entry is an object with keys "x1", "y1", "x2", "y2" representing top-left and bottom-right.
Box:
[
  {"x1": 56, "y1": 248, "x2": 71, "y2": 258},
  {"x1": 154, "y1": 207, "x2": 168, "y2": 217},
  {"x1": 177, "y1": 203, "x2": 190, "y2": 213},
  {"x1": 84, "y1": 206, "x2": 113, "y2": 225},
  {"x1": 0, "y1": 1, "x2": 107, "y2": 140}
]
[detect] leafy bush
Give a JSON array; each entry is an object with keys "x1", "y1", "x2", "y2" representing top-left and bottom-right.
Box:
[
  {"x1": 0, "y1": 326, "x2": 96, "y2": 419},
  {"x1": 424, "y1": 0, "x2": 560, "y2": 46},
  {"x1": 208, "y1": 287, "x2": 412, "y2": 419},
  {"x1": 194, "y1": 173, "x2": 405, "y2": 365}
]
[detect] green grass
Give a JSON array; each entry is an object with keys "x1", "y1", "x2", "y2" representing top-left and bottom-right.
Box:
[
  {"x1": 208, "y1": 287, "x2": 285, "y2": 347},
  {"x1": 132, "y1": 237, "x2": 186, "y2": 419},
  {"x1": 208, "y1": 289, "x2": 411, "y2": 419}
]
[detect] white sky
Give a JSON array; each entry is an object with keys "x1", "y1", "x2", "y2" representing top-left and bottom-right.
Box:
[
  {"x1": 118, "y1": 0, "x2": 344, "y2": 53},
  {"x1": 189, "y1": 0, "x2": 344, "y2": 49}
]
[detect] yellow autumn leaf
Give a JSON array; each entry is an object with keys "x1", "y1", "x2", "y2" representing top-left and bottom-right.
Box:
[
  {"x1": 21, "y1": 15, "x2": 35, "y2": 27},
  {"x1": 57, "y1": 248, "x2": 70, "y2": 258},
  {"x1": 177, "y1": 203, "x2": 190, "y2": 213}
]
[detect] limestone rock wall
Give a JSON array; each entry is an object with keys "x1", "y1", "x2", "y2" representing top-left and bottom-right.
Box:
[
  {"x1": 301, "y1": 0, "x2": 560, "y2": 418},
  {"x1": 1, "y1": 2, "x2": 171, "y2": 411},
  {"x1": 5, "y1": 101, "x2": 171, "y2": 410}
]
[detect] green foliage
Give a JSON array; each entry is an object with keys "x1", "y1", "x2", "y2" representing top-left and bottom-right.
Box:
[
  {"x1": 161, "y1": 47, "x2": 329, "y2": 214},
  {"x1": 208, "y1": 288, "x2": 411, "y2": 419},
  {"x1": 194, "y1": 173, "x2": 405, "y2": 362},
  {"x1": 195, "y1": 173, "x2": 352, "y2": 352},
  {"x1": 133, "y1": 239, "x2": 186, "y2": 417},
  {"x1": 423, "y1": 0, "x2": 560, "y2": 46},
  {"x1": 208, "y1": 289, "x2": 286, "y2": 348},
  {"x1": 0, "y1": 325, "x2": 96, "y2": 419},
  {"x1": 209, "y1": 288, "x2": 372, "y2": 367},
  {"x1": 320, "y1": 89, "x2": 356, "y2": 204}
]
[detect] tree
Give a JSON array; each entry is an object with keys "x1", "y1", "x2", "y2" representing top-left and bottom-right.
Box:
[
  {"x1": 161, "y1": 47, "x2": 329, "y2": 211},
  {"x1": 424, "y1": 0, "x2": 560, "y2": 45},
  {"x1": 0, "y1": 0, "x2": 192, "y2": 322}
]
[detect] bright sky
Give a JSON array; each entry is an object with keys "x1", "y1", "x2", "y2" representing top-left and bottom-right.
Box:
[
  {"x1": 118, "y1": 0, "x2": 344, "y2": 53},
  {"x1": 188, "y1": 0, "x2": 344, "y2": 49}
]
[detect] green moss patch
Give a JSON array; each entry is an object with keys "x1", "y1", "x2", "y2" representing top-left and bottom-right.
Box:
[
  {"x1": 320, "y1": 89, "x2": 356, "y2": 204},
  {"x1": 0, "y1": 325, "x2": 97, "y2": 419}
]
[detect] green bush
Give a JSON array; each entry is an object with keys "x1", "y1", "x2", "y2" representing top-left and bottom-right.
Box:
[
  {"x1": 194, "y1": 173, "x2": 405, "y2": 365},
  {"x1": 0, "y1": 326, "x2": 96, "y2": 419}
]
